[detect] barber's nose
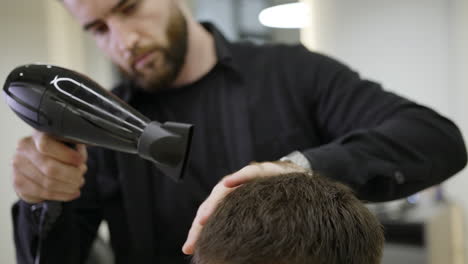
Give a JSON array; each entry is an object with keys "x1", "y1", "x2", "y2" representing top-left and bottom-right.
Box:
[{"x1": 109, "y1": 20, "x2": 138, "y2": 57}]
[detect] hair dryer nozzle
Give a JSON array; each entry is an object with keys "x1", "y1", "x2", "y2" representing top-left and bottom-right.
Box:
[{"x1": 138, "y1": 122, "x2": 193, "y2": 182}]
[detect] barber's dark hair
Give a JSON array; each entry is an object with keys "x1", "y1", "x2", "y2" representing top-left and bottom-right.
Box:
[{"x1": 193, "y1": 172, "x2": 384, "y2": 264}]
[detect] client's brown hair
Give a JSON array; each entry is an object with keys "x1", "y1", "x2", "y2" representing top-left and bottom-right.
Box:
[{"x1": 193, "y1": 172, "x2": 384, "y2": 264}]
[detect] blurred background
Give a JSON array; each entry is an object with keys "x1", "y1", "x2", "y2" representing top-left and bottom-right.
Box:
[{"x1": 0, "y1": 0, "x2": 467, "y2": 263}]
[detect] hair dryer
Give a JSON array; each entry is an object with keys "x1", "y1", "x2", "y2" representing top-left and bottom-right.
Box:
[{"x1": 3, "y1": 64, "x2": 193, "y2": 182}]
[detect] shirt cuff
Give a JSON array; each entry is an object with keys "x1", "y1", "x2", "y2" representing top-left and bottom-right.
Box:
[{"x1": 280, "y1": 151, "x2": 312, "y2": 170}]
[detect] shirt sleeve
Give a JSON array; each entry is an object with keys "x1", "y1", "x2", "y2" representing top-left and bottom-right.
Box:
[
  {"x1": 293, "y1": 46, "x2": 467, "y2": 202},
  {"x1": 12, "y1": 148, "x2": 103, "y2": 264}
]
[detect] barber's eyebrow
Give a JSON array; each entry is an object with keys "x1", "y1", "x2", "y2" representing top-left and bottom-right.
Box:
[{"x1": 83, "y1": 0, "x2": 129, "y2": 31}]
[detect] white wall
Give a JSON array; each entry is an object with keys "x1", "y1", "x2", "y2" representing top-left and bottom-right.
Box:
[
  {"x1": 302, "y1": 0, "x2": 468, "y2": 261},
  {"x1": 302, "y1": 0, "x2": 451, "y2": 113},
  {"x1": 444, "y1": 0, "x2": 468, "y2": 260},
  {"x1": 0, "y1": 1, "x2": 113, "y2": 263},
  {"x1": 0, "y1": 2, "x2": 49, "y2": 263},
  {"x1": 194, "y1": 0, "x2": 238, "y2": 40}
]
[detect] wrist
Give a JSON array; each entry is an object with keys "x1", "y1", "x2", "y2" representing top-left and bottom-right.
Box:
[{"x1": 280, "y1": 151, "x2": 312, "y2": 170}]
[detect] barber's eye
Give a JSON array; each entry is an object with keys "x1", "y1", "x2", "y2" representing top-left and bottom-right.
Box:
[
  {"x1": 92, "y1": 24, "x2": 109, "y2": 35},
  {"x1": 122, "y1": 2, "x2": 138, "y2": 15}
]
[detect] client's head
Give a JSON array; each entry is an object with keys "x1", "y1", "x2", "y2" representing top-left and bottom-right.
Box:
[{"x1": 193, "y1": 172, "x2": 384, "y2": 264}]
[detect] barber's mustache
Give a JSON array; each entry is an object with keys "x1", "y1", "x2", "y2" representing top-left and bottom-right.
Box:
[{"x1": 128, "y1": 45, "x2": 167, "y2": 68}]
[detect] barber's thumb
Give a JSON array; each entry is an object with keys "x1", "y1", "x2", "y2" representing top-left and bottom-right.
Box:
[{"x1": 182, "y1": 221, "x2": 202, "y2": 255}]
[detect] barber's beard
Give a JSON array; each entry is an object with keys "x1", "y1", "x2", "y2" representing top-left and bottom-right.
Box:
[{"x1": 130, "y1": 8, "x2": 188, "y2": 92}]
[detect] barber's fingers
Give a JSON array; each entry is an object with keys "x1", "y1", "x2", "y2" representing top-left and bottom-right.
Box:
[
  {"x1": 199, "y1": 182, "x2": 236, "y2": 225},
  {"x1": 76, "y1": 144, "x2": 88, "y2": 161},
  {"x1": 17, "y1": 144, "x2": 87, "y2": 187},
  {"x1": 182, "y1": 179, "x2": 236, "y2": 255},
  {"x1": 13, "y1": 168, "x2": 81, "y2": 204},
  {"x1": 183, "y1": 203, "x2": 205, "y2": 255},
  {"x1": 182, "y1": 217, "x2": 202, "y2": 255},
  {"x1": 13, "y1": 154, "x2": 84, "y2": 194},
  {"x1": 31, "y1": 131, "x2": 86, "y2": 166},
  {"x1": 223, "y1": 161, "x2": 303, "y2": 188}
]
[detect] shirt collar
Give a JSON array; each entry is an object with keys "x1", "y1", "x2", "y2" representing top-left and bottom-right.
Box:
[
  {"x1": 201, "y1": 22, "x2": 237, "y2": 70},
  {"x1": 116, "y1": 22, "x2": 240, "y2": 102}
]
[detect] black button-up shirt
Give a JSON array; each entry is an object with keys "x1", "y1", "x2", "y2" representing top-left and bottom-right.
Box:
[{"x1": 13, "y1": 23, "x2": 467, "y2": 264}]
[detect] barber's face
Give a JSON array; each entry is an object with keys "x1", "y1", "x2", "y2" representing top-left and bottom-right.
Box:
[{"x1": 64, "y1": 0, "x2": 188, "y2": 91}]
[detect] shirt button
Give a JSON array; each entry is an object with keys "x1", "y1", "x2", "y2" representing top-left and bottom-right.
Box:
[{"x1": 394, "y1": 171, "x2": 405, "y2": 184}]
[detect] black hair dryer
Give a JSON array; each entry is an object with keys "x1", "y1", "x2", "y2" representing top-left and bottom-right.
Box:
[{"x1": 3, "y1": 64, "x2": 193, "y2": 182}]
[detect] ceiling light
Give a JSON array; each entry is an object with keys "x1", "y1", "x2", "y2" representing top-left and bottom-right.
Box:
[{"x1": 259, "y1": 2, "x2": 310, "y2": 29}]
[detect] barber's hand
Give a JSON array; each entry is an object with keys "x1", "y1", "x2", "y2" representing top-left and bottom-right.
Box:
[
  {"x1": 11, "y1": 131, "x2": 87, "y2": 204},
  {"x1": 182, "y1": 161, "x2": 307, "y2": 255}
]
